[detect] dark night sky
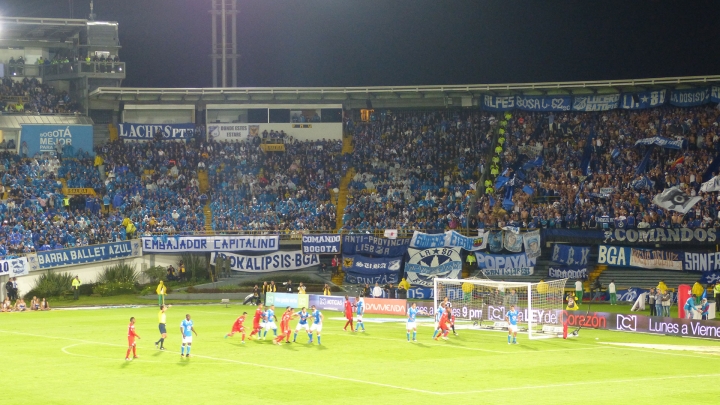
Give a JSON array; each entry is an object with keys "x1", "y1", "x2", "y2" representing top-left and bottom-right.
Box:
[{"x1": 2, "y1": 0, "x2": 720, "y2": 88}]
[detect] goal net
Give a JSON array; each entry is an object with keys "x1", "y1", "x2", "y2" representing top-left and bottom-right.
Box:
[{"x1": 433, "y1": 277, "x2": 568, "y2": 339}]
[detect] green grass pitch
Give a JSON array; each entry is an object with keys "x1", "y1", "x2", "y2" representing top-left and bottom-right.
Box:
[{"x1": 3, "y1": 304, "x2": 720, "y2": 405}]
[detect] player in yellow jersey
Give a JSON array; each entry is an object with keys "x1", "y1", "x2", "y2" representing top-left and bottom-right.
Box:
[{"x1": 155, "y1": 304, "x2": 171, "y2": 350}]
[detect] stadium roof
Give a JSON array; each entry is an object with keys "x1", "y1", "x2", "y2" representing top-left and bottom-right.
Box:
[
  {"x1": 0, "y1": 17, "x2": 89, "y2": 43},
  {"x1": 88, "y1": 75, "x2": 720, "y2": 103}
]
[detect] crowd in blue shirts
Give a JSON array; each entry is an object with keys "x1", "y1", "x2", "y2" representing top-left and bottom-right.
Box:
[{"x1": 0, "y1": 77, "x2": 80, "y2": 114}]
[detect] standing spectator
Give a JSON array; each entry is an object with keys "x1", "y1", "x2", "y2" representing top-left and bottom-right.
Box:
[
  {"x1": 372, "y1": 282, "x2": 383, "y2": 298},
  {"x1": 608, "y1": 280, "x2": 616, "y2": 305},
  {"x1": 252, "y1": 285, "x2": 260, "y2": 305},
  {"x1": 648, "y1": 288, "x2": 656, "y2": 316},
  {"x1": 714, "y1": 283, "x2": 720, "y2": 317},
  {"x1": 661, "y1": 290, "x2": 672, "y2": 317},
  {"x1": 179, "y1": 262, "x2": 186, "y2": 281},
  {"x1": 285, "y1": 280, "x2": 293, "y2": 293},
  {"x1": 269, "y1": 281, "x2": 277, "y2": 294},
  {"x1": 575, "y1": 279, "x2": 583, "y2": 303},
  {"x1": 261, "y1": 281, "x2": 269, "y2": 304},
  {"x1": 385, "y1": 283, "x2": 396, "y2": 299},
  {"x1": 71, "y1": 276, "x2": 81, "y2": 300},
  {"x1": 156, "y1": 281, "x2": 166, "y2": 308},
  {"x1": 55, "y1": 142, "x2": 63, "y2": 162},
  {"x1": 5, "y1": 278, "x2": 16, "y2": 301},
  {"x1": 297, "y1": 282, "x2": 306, "y2": 294},
  {"x1": 362, "y1": 283, "x2": 371, "y2": 298},
  {"x1": 654, "y1": 289, "x2": 663, "y2": 318},
  {"x1": 323, "y1": 284, "x2": 331, "y2": 296}
]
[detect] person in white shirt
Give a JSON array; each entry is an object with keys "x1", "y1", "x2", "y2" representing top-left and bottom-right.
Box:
[
  {"x1": 608, "y1": 280, "x2": 616, "y2": 305},
  {"x1": 575, "y1": 279, "x2": 584, "y2": 302},
  {"x1": 372, "y1": 283, "x2": 383, "y2": 298}
]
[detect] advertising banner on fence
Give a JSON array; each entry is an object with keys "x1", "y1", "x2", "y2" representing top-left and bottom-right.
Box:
[
  {"x1": 142, "y1": 235, "x2": 279, "y2": 253},
  {"x1": 117, "y1": 123, "x2": 195, "y2": 140},
  {"x1": 301, "y1": 234, "x2": 341, "y2": 255},
  {"x1": 308, "y1": 295, "x2": 356, "y2": 312},
  {"x1": 207, "y1": 124, "x2": 250, "y2": 142},
  {"x1": 265, "y1": 292, "x2": 309, "y2": 308},
  {"x1": 548, "y1": 265, "x2": 588, "y2": 280},
  {"x1": 551, "y1": 245, "x2": 591, "y2": 266},
  {"x1": 598, "y1": 245, "x2": 683, "y2": 270},
  {"x1": 409, "y1": 230, "x2": 487, "y2": 251},
  {"x1": 211, "y1": 251, "x2": 318, "y2": 273},
  {"x1": 0, "y1": 257, "x2": 30, "y2": 277},
  {"x1": 363, "y1": 298, "x2": 407, "y2": 315},
  {"x1": 563, "y1": 311, "x2": 720, "y2": 340},
  {"x1": 405, "y1": 248, "x2": 463, "y2": 287},
  {"x1": 342, "y1": 235, "x2": 410, "y2": 257},
  {"x1": 342, "y1": 254, "x2": 401, "y2": 285},
  {"x1": 20, "y1": 125, "x2": 94, "y2": 157},
  {"x1": 28, "y1": 240, "x2": 141, "y2": 270}
]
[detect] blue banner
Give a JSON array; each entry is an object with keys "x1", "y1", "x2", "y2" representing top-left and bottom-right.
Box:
[
  {"x1": 20, "y1": 125, "x2": 94, "y2": 157},
  {"x1": 700, "y1": 272, "x2": 720, "y2": 285},
  {"x1": 409, "y1": 231, "x2": 487, "y2": 251},
  {"x1": 405, "y1": 287, "x2": 435, "y2": 300},
  {"x1": 670, "y1": 88, "x2": 710, "y2": 107},
  {"x1": 0, "y1": 257, "x2": 30, "y2": 277},
  {"x1": 405, "y1": 248, "x2": 463, "y2": 287},
  {"x1": 301, "y1": 234, "x2": 341, "y2": 255},
  {"x1": 341, "y1": 235, "x2": 410, "y2": 257},
  {"x1": 342, "y1": 254, "x2": 401, "y2": 284},
  {"x1": 682, "y1": 252, "x2": 720, "y2": 272},
  {"x1": 551, "y1": 245, "x2": 590, "y2": 266},
  {"x1": 515, "y1": 95, "x2": 572, "y2": 112},
  {"x1": 548, "y1": 265, "x2": 588, "y2": 280},
  {"x1": 141, "y1": 235, "x2": 278, "y2": 253},
  {"x1": 712, "y1": 86, "x2": 720, "y2": 103},
  {"x1": 620, "y1": 90, "x2": 667, "y2": 110},
  {"x1": 482, "y1": 95, "x2": 515, "y2": 111},
  {"x1": 572, "y1": 94, "x2": 620, "y2": 111},
  {"x1": 634, "y1": 136, "x2": 683, "y2": 150},
  {"x1": 475, "y1": 251, "x2": 536, "y2": 271},
  {"x1": 118, "y1": 123, "x2": 195, "y2": 140},
  {"x1": 29, "y1": 240, "x2": 141, "y2": 270}
]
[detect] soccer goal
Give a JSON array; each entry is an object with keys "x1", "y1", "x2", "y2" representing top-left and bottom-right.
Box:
[{"x1": 433, "y1": 277, "x2": 568, "y2": 339}]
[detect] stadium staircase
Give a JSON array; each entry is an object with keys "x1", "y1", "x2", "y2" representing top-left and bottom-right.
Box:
[
  {"x1": 586, "y1": 264, "x2": 607, "y2": 290},
  {"x1": 335, "y1": 131, "x2": 355, "y2": 231},
  {"x1": 197, "y1": 169, "x2": 213, "y2": 233}
]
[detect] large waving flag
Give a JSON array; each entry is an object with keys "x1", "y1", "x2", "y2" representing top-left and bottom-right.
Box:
[
  {"x1": 700, "y1": 176, "x2": 720, "y2": 193},
  {"x1": 652, "y1": 187, "x2": 701, "y2": 214}
]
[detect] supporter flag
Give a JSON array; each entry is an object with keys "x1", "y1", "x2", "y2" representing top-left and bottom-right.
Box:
[
  {"x1": 652, "y1": 187, "x2": 701, "y2": 214},
  {"x1": 700, "y1": 176, "x2": 720, "y2": 192},
  {"x1": 384, "y1": 229, "x2": 398, "y2": 239},
  {"x1": 522, "y1": 185, "x2": 534, "y2": 195},
  {"x1": 701, "y1": 289, "x2": 707, "y2": 300},
  {"x1": 670, "y1": 156, "x2": 685, "y2": 170}
]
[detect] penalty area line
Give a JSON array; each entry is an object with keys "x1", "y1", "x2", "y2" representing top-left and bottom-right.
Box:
[{"x1": 0, "y1": 329, "x2": 441, "y2": 396}]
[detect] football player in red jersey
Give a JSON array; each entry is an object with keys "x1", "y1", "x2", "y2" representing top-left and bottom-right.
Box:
[
  {"x1": 274, "y1": 307, "x2": 295, "y2": 345},
  {"x1": 126, "y1": 317, "x2": 141, "y2": 361},
  {"x1": 248, "y1": 303, "x2": 264, "y2": 340},
  {"x1": 434, "y1": 308, "x2": 450, "y2": 341},
  {"x1": 343, "y1": 295, "x2": 355, "y2": 332},
  {"x1": 225, "y1": 312, "x2": 248, "y2": 343}
]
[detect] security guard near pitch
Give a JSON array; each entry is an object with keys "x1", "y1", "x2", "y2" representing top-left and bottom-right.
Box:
[
  {"x1": 714, "y1": 282, "x2": 720, "y2": 317},
  {"x1": 71, "y1": 276, "x2": 81, "y2": 300}
]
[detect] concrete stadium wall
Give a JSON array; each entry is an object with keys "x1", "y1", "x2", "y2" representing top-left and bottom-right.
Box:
[
  {"x1": 253, "y1": 123, "x2": 342, "y2": 141},
  {"x1": 122, "y1": 105, "x2": 195, "y2": 124},
  {"x1": 11, "y1": 253, "x2": 183, "y2": 299}
]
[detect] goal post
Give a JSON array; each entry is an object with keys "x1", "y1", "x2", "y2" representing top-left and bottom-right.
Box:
[{"x1": 433, "y1": 277, "x2": 568, "y2": 339}]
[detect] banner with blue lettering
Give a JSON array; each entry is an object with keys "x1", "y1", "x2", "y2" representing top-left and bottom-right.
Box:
[
  {"x1": 482, "y1": 95, "x2": 515, "y2": 111},
  {"x1": 550, "y1": 245, "x2": 591, "y2": 266},
  {"x1": 405, "y1": 248, "x2": 463, "y2": 287},
  {"x1": 620, "y1": 90, "x2": 667, "y2": 110},
  {"x1": 342, "y1": 235, "x2": 410, "y2": 257},
  {"x1": 20, "y1": 125, "x2": 94, "y2": 157},
  {"x1": 670, "y1": 88, "x2": 710, "y2": 107},
  {"x1": 474, "y1": 252, "x2": 536, "y2": 276},
  {"x1": 597, "y1": 245, "x2": 683, "y2": 271},
  {"x1": 572, "y1": 94, "x2": 620, "y2": 111},
  {"x1": 0, "y1": 257, "x2": 30, "y2": 277},
  {"x1": 142, "y1": 235, "x2": 279, "y2": 253},
  {"x1": 516, "y1": 95, "x2": 572, "y2": 112},
  {"x1": 211, "y1": 251, "x2": 318, "y2": 272},
  {"x1": 342, "y1": 254, "x2": 401, "y2": 284},
  {"x1": 634, "y1": 136, "x2": 683, "y2": 150},
  {"x1": 301, "y1": 234, "x2": 341, "y2": 255},
  {"x1": 548, "y1": 265, "x2": 588, "y2": 280},
  {"x1": 118, "y1": 123, "x2": 195, "y2": 140},
  {"x1": 29, "y1": 240, "x2": 141, "y2": 270},
  {"x1": 409, "y1": 231, "x2": 487, "y2": 251}
]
